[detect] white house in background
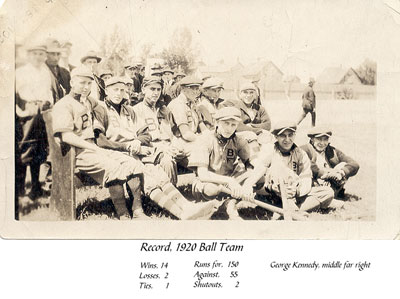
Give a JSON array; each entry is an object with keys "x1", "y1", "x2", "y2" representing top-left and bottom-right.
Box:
[{"x1": 317, "y1": 67, "x2": 363, "y2": 85}]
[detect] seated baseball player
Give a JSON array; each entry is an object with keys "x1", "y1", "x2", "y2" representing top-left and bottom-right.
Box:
[
  {"x1": 244, "y1": 121, "x2": 338, "y2": 215},
  {"x1": 196, "y1": 77, "x2": 226, "y2": 130},
  {"x1": 225, "y1": 82, "x2": 273, "y2": 155},
  {"x1": 51, "y1": 67, "x2": 144, "y2": 220},
  {"x1": 301, "y1": 127, "x2": 360, "y2": 200},
  {"x1": 92, "y1": 76, "x2": 219, "y2": 220},
  {"x1": 188, "y1": 106, "x2": 258, "y2": 219},
  {"x1": 132, "y1": 76, "x2": 178, "y2": 184},
  {"x1": 167, "y1": 76, "x2": 208, "y2": 166}
]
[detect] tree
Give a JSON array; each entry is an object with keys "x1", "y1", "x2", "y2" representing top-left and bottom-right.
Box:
[
  {"x1": 356, "y1": 58, "x2": 377, "y2": 85},
  {"x1": 160, "y1": 27, "x2": 198, "y2": 74},
  {"x1": 138, "y1": 42, "x2": 155, "y2": 64},
  {"x1": 99, "y1": 25, "x2": 132, "y2": 75}
]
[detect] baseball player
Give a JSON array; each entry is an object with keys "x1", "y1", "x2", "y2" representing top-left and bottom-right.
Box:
[
  {"x1": 188, "y1": 106, "x2": 258, "y2": 219},
  {"x1": 92, "y1": 76, "x2": 219, "y2": 219},
  {"x1": 244, "y1": 121, "x2": 337, "y2": 215},
  {"x1": 167, "y1": 76, "x2": 208, "y2": 166},
  {"x1": 225, "y1": 82, "x2": 273, "y2": 156},
  {"x1": 197, "y1": 77, "x2": 226, "y2": 130},
  {"x1": 297, "y1": 78, "x2": 316, "y2": 127},
  {"x1": 132, "y1": 76, "x2": 178, "y2": 184},
  {"x1": 301, "y1": 127, "x2": 360, "y2": 199}
]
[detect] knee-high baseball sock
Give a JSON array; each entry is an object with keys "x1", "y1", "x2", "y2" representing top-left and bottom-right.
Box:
[
  {"x1": 127, "y1": 176, "x2": 143, "y2": 212},
  {"x1": 108, "y1": 184, "x2": 129, "y2": 218},
  {"x1": 161, "y1": 183, "x2": 219, "y2": 220},
  {"x1": 147, "y1": 187, "x2": 183, "y2": 218}
]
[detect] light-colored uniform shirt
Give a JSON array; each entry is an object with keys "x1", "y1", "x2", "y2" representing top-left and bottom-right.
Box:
[
  {"x1": 16, "y1": 63, "x2": 53, "y2": 104},
  {"x1": 52, "y1": 94, "x2": 96, "y2": 140},
  {"x1": 257, "y1": 143, "x2": 312, "y2": 197},
  {"x1": 188, "y1": 130, "x2": 253, "y2": 176},
  {"x1": 167, "y1": 93, "x2": 199, "y2": 137},
  {"x1": 93, "y1": 101, "x2": 137, "y2": 143},
  {"x1": 133, "y1": 101, "x2": 172, "y2": 141}
]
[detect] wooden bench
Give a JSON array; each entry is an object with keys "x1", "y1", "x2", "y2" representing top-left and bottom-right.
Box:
[{"x1": 43, "y1": 111, "x2": 99, "y2": 220}]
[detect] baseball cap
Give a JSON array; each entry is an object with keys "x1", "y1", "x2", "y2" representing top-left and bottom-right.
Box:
[
  {"x1": 27, "y1": 44, "x2": 47, "y2": 52},
  {"x1": 163, "y1": 68, "x2": 174, "y2": 75},
  {"x1": 142, "y1": 76, "x2": 163, "y2": 88},
  {"x1": 201, "y1": 75, "x2": 211, "y2": 82},
  {"x1": 179, "y1": 76, "x2": 203, "y2": 87},
  {"x1": 272, "y1": 121, "x2": 297, "y2": 136},
  {"x1": 239, "y1": 82, "x2": 257, "y2": 92},
  {"x1": 214, "y1": 106, "x2": 242, "y2": 122},
  {"x1": 202, "y1": 77, "x2": 224, "y2": 90},
  {"x1": 307, "y1": 127, "x2": 332, "y2": 138},
  {"x1": 80, "y1": 51, "x2": 102, "y2": 64},
  {"x1": 70, "y1": 66, "x2": 94, "y2": 80},
  {"x1": 99, "y1": 68, "x2": 113, "y2": 78},
  {"x1": 150, "y1": 70, "x2": 164, "y2": 76},
  {"x1": 105, "y1": 76, "x2": 131, "y2": 87}
]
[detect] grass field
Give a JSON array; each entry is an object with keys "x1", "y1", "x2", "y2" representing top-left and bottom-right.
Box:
[{"x1": 18, "y1": 99, "x2": 376, "y2": 221}]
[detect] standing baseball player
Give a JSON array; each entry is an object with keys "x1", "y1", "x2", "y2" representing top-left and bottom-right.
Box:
[
  {"x1": 297, "y1": 78, "x2": 316, "y2": 127},
  {"x1": 244, "y1": 121, "x2": 337, "y2": 215},
  {"x1": 197, "y1": 77, "x2": 225, "y2": 130},
  {"x1": 188, "y1": 106, "x2": 258, "y2": 219},
  {"x1": 301, "y1": 127, "x2": 360, "y2": 199},
  {"x1": 92, "y1": 76, "x2": 219, "y2": 219}
]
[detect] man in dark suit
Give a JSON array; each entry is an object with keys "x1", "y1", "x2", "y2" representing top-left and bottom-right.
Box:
[{"x1": 45, "y1": 39, "x2": 71, "y2": 103}]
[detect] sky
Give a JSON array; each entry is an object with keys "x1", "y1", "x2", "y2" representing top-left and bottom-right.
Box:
[{"x1": 6, "y1": 0, "x2": 400, "y2": 82}]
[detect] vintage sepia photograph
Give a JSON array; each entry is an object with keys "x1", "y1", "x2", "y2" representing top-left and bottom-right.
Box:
[
  {"x1": 12, "y1": 0, "x2": 378, "y2": 223},
  {"x1": 1, "y1": 0, "x2": 400, "y2": 239}
]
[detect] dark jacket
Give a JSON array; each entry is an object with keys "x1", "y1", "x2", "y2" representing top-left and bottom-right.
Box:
[
  {"x1": 46, "y1": 62, "x2": 71, "y2": 102},
  {"x1": 302, "y1": 85, "x2": 316, "y2": 111},
  {"x1": 301, "y1": 143, "x2": 360, "y2": 179},
  {"x1": 223, "y1": 99, "x2": 271, "y2": 133}
]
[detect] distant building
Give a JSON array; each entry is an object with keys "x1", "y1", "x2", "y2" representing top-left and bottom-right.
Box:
[{"x1": 317, "y1": 67, "x2": 363, "y2": 85}]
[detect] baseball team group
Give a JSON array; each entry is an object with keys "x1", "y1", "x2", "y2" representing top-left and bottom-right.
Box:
[{"x1": 15, "y1": 38, "x2": 360, "y2": 220}]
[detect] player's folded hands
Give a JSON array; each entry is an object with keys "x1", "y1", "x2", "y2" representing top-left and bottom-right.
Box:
[{"x1": 127, "y1": 140, "x2": 142, "y2": 156}]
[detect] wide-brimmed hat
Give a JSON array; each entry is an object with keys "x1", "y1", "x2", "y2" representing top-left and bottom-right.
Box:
[{"x1": 80, "y1": 51, "x2": 102, "y2": 64}]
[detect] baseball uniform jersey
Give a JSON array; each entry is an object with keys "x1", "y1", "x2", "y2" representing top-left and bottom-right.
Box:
[
  {"x1": 132, "y1": 101, "x2": 173, "y2": 141},
  {"x1": 93, "y1": 100, "x2": 138, "y2": 143},
  {"x1": 257, "y1": 142, "x2": 312, "y2": 197},
  {"x1": 188, "y1": 130, "x2": 253, "y2": 176},
  {"x1": 167, "y1": 93, "x2": 200, "y2": 138}
]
